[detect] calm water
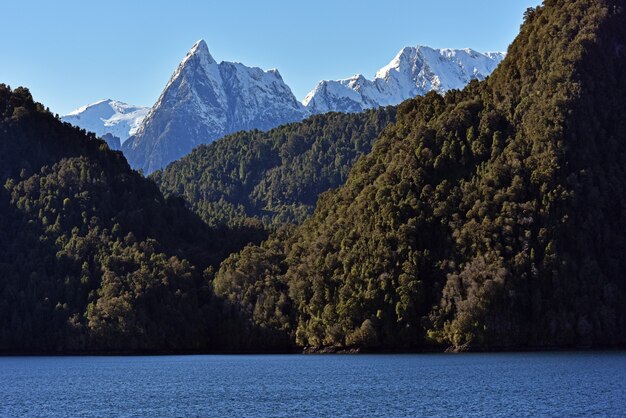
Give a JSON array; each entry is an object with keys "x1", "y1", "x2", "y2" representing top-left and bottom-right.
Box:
[{"x1": 0, "y1": 353, "x2": 625, "y2": 417}]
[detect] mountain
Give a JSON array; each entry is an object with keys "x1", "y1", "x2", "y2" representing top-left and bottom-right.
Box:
[
  {"x1": 61, "y1": 99, "x2": 148, "y2": 144},
  {"x1": 4, "y1": 0, "x2": 624, "y2": 355},
  {"x1": 303, "y1": 46, "x2": 504, "y2": 114},
  {"x1": 214, "y1": 0, "x2": 626, "y2": 351},
  {"x1": 0, "y1": 85, "x2": 267, "y2": 353},
  {"x1": 152, "y1": 107, "x2": 396, "y2": 227},
  {"x1": 123, "y1": 40, "x2": 308, "y2": 174}
]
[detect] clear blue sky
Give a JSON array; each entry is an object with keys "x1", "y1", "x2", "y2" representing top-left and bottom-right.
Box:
[{"x1": 1, "y1": 0, "x2": 540, "y2": 115}]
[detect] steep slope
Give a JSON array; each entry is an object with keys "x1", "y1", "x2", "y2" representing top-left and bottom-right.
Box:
[
  {"x1": 0, "y1": 85, "x2": 266, "y2": 353},
  {"x1": 303, "y1": 46, "x2": 504, "y2": 114},
  {"x1": 123, "y1": 40, "x2": 308, "y2": 174},
  {"x1": 61, "y1": 99, "x2": 148, "y2": 145},
  {"x1": 214, "y1": 0, "x2": 626, "y2": 351},
  {"x1": 152, "y1": 107, "x2": 396, "y2": 227}
]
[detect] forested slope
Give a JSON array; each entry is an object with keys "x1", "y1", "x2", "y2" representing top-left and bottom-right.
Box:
[
  {"x1": 214, "y1": 0, "x2": 626, "y2": 351},
  {"x1": 2, "y1": 0, "x2": 625, "y2": 354},
  {"x1": 0, "y1": 86, "x2": 265, "y2": 352},
  {"x1": 152, "y1": 108, "x2": 396, "y2": 227}
]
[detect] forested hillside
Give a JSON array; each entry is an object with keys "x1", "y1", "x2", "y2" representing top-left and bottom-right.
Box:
[
  {"x1": 0, "y1": 86, "x2": 266, "y2": 352},
  {"x1": 2, "y1": 0, "x2": 625, "y2": 354},
  {"x1": 214, "y1": 0, "x2": 626, "y2": 351},
  {"x1": 152, "y1": 108, "x2": 396, "y2": 227}
]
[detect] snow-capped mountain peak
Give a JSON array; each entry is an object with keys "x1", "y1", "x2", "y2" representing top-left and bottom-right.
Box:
[
  {"x1": 155, "y1": 39, "x2": 221, "y2": 105},
  {"x1": 61, "y1": 99, "x2": 149, "y2": 146},
  {"x1": 123, "y1": 40, "x2": 308, "y2": 174},
  {"x1": 188, "y1": 39, "x2": 215, "y2": 62},
  {"x1": 304, "y1": 45, "x2": 505, "y2": 114},
  {"x1": 181, "y1": 39, "x2": 217, "y2": 71},
  {"x1": 375, "y1": 46, "x2": 417, "y2": 79}
]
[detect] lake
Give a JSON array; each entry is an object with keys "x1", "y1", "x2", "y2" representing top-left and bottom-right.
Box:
[{"x1": 1, "y1": 352, "x2": 624, "y2": 416}]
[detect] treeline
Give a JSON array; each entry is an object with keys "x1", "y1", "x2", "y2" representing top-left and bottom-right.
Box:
[
  {"x1": 152, "y1": 108, "x2": 396, "y2": 227},
  {"x1": 213, "y1": 0, "x2": 626, "y2": 351}
]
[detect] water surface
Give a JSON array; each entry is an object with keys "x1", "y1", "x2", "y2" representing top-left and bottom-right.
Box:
[{"x1": 1, "y1": 352, "x2": 624, "y2": 416}]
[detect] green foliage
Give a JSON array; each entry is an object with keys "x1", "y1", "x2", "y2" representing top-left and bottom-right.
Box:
[
  {"x1": 151, "y1": 108, "x2": 396, "y2": 227},
  {"x1": 0, "y1": 85, "x2": 266, "y2": 352},
  {"x1": 214, "y1": 0, "x2": 626, "y2": 351},
  {"x1": 2, "y1": 0, "x2": 625, "y2": 353}
]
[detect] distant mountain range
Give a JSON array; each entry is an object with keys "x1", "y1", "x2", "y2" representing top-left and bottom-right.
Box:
[
  {"x1": 63, "y1": 41, "x2": 504, "y2": 173},
  {"x1": 302, "y1": 46, "x2": 505, "y2": 114}
]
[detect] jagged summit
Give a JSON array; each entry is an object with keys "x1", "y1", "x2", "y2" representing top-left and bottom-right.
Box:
[
  {"x1": 123, "y1": 40, "x2": 308, "y2": 174},
  {"x1": 187, "y1": 39, "x2": 216, "y2": 64},
  {"x1": 304, "y1": 45, "x2": 505, "y2": 114},
  {"x1": 190, "y1": 39, "x2": 208, "y2": 53},
  {"x1": 267, "y1": 68, "x2": 284, "y2": 80}
]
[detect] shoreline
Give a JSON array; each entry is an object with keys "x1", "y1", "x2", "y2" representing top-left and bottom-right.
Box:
[{"x1": 1, "y1": 344, "x2": 625, "y2": 356}]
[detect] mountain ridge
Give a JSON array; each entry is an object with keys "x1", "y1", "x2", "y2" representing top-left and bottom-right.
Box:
[{"x1": 303, "y1": 45, "x2": 505, "y2": 114}]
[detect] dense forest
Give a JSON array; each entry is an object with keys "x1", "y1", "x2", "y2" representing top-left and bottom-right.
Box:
[
  {"x1": 1, "y1": 0, "x2": 625, "y2": 353},
  {"x1": 152, "y1": 108, "x2": 396, "y2": 227},
  {"x1": 213, "y1": 0, "x2": 626, "y2": 351},
  {"x1": 0, "y1": 86, "x2": 267, "y2": 352}
]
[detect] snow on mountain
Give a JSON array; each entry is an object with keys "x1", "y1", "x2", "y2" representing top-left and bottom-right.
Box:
[
  {"x1": 123, "y1": 40, "x2": 308, "y2": 174},
  {"x1": 303, "y1": 46, "x2": 505, "y2": 114},
  {"x1": 61, "y1": 99, "x2": 149, "y2": 145}
]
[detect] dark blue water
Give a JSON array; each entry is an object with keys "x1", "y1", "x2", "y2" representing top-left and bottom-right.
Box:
[{"x1": 1, "y1": 353, "x2": 624, "y2": 417}]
